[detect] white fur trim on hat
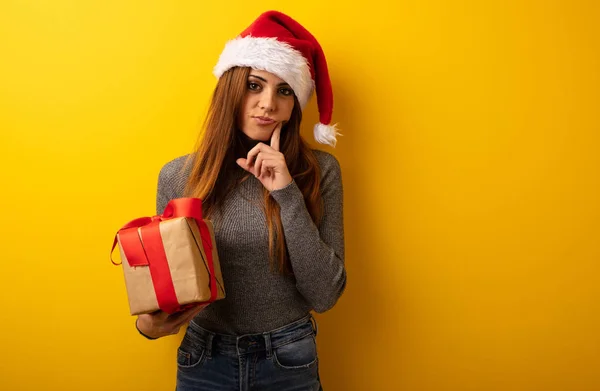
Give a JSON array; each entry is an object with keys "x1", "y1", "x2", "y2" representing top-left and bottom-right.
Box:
[
  {"x1": 213, "y1": 36, "x2": 314, "y2": 108},
  {"x1": 314, "y1": 122, "x2": 340, "y2": 147}
]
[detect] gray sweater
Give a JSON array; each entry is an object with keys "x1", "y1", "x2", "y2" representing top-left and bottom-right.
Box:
[{"x1": 156, "y1": 150, "x2": 346, "y2": 334}]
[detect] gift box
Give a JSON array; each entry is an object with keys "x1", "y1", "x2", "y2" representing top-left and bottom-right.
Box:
[{"x1": 111, "y1": 198, "x2": 225, "y2": 315}]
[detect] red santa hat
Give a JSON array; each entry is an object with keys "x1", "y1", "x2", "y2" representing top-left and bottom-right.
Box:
[{"x1": 213, "y1": 10, "x2": 340, "y2": 147}]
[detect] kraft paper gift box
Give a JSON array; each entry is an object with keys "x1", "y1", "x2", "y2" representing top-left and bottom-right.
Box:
[{"x1": 111, "y1": 198, "x2": 225, "y2": 315}]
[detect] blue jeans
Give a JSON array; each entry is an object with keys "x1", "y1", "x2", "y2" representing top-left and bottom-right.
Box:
[{"x1": 176, "y1": 314, "x2": 322, "y2": 391}]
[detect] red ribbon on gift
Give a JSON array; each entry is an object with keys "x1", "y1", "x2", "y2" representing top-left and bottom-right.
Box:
[{"x1": 110, "y1": 198, "x2": 218, "y2": 314}]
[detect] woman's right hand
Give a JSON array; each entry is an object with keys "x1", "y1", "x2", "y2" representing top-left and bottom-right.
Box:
[{"x1": 136, "y1": 304, "x2": 207, "y2": 339}]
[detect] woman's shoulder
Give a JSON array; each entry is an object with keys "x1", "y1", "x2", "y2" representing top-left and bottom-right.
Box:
[
  {"x1": 159, "y1": 154, "x2": 191, "y2": 176},
  {"x1": 311, "y1": 149, "x2": 342, "y2": 176}
]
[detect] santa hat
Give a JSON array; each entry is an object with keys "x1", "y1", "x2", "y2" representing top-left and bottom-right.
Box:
[{"x1": 213, "y1": 10, "x2": 340, "y2": 147}]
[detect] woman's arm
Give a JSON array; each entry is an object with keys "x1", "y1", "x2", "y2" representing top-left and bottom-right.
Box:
[
  {"x1": 270, "y1": 151, "x2": 346, "y2": 312},
  {"x1": 156, "y1": 155, "x2": 190, "y2": 214}
]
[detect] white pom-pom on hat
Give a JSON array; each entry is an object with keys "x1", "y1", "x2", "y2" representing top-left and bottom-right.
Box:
[{"x1": 314, "y1": 122, "x2": 340, "y2": 147}]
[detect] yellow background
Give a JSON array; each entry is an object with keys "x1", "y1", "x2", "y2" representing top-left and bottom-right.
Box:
[{"x1": 1, "y1": 1, "x2": 599, "y2": 390}]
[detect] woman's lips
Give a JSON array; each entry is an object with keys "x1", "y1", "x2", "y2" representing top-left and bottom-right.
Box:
[{"x1": 253, "y1": 116, "x2": 276, "y2": 126}]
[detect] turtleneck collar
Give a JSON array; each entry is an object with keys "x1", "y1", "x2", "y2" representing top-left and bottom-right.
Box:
[{"x1": 236, "y1": 130, "x2": 264, "y2": 155}]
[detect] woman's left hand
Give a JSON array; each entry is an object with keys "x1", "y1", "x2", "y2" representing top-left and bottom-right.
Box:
[{"x1": 236, "y1": 122, "x2": 293, "y2": 192}]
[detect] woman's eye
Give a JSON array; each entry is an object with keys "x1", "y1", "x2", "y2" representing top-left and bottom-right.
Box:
[
  {"x1": 248, "y1": 82, "x2": 260, "y2": 90},
  {"x1": 279, "y1": 88, "x2": 293, "y2": 96}
]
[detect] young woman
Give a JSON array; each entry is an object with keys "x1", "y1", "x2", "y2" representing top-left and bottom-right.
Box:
[{"x1": 136, "y1": 11, "x2": 346, "y2": 390}]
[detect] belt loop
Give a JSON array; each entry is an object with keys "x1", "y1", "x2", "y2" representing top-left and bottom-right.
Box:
[
  {"x1": 205, "y1": 332, "x2": 214, "y2": 358},
  {"x1": 310, "y1": 313, "x2": 318, "y2": 337},
  {"x1": 264, "y1": 332, "x2": 272, "y2": 359},
  {"x1": 236, "y1": 336, "x2": 242, "y2": 357}
]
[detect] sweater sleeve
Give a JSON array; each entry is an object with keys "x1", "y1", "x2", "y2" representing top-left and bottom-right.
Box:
[
  {"x1": 156, "y1": 168, "x2": 172, "y2": 216},
  {"x1": 270, "y1": 151, "x2": 347, "y2": 313}
]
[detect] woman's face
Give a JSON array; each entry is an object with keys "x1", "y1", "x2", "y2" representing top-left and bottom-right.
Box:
[{"x1": 238, "y1": 69, "x2": 295, "y2": 142}]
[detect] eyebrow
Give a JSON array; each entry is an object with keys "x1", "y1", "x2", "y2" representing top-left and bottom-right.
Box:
[{"x1": 249, "y1": 74, "x2": 291, "y2": 87}]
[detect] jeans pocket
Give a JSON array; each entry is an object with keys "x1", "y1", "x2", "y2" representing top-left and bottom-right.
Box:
[
  {"x1": 177, "y1": 346, "x2": 206, "y2": 368},
  {"x1": 273, "y1": 333, "x2": 318, "y2": 370},
  {"x1": 177, "y1": 332, "x2": 207, "y2": 369}
]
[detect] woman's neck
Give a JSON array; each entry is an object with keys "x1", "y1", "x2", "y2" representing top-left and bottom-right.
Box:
[{"x1": 236, "y1": 131, "x2": 262, "y2": 154}]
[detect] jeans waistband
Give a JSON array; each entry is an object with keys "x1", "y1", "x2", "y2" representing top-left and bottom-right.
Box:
[{"x1": 186, "y1": 314, "x2": 318, "y2": 359}]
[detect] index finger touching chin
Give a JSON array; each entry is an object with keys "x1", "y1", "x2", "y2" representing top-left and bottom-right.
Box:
[{"x1": 270, "y1": 122, "x2": 282, "y2": 151}]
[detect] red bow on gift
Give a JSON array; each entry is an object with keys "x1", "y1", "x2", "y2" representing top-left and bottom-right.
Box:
[{"x1": 110, "y1": 198, "x2": 218, "y2": 314}]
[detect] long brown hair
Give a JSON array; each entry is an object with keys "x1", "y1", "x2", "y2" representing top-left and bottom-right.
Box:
[{"x1": 184, "y1": 66, "x2": 323, "y2": 274}]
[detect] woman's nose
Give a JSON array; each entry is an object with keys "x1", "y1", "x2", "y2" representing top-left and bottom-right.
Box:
[{"x1": 258, "y1": 91, "x2": 276, "y2": 112}]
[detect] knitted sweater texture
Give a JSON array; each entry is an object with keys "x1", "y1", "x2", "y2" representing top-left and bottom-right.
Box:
[{"x1": 156, "y1": 149, "x2": 346, "y2": 334}]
